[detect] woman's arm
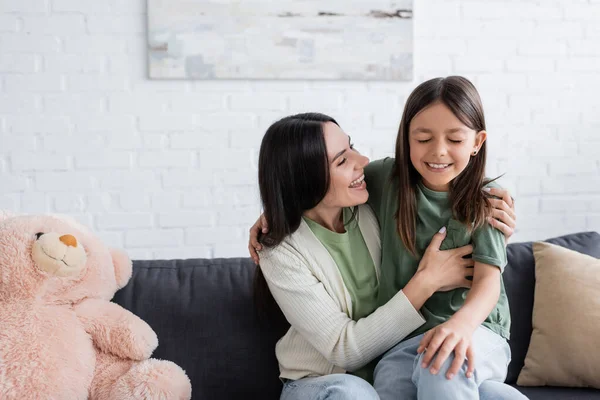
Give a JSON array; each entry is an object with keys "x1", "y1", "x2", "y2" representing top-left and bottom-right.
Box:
[{"x1": 259, "y1": 246, "x2": 425, "y2": 371}]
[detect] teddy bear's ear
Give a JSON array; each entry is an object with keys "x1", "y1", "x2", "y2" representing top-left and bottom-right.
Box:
[
  {"x1": 0, "y1": 210, "x2": 16, "y2": 222},
  {"x1": 110, "y1": 248, "x2": 133, "y2": 289}
]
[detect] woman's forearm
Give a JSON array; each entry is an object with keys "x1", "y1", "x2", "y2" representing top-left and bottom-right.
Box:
[
  {"x1": 451, "y1": 262, "x2": 500, "y2": 330},
  {"x1": 402, "y1": 270, "x2": 437, "y2": 310}
]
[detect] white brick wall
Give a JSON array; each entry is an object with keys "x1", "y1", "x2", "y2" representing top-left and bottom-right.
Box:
[{"x1": 1, "y1": 0, "x2": 599, "y2": 259}]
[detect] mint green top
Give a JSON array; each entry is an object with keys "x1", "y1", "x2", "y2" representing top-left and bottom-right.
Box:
[
  {"x1": 365, "y1": 158, "x2": 511, "y2": 340},
  {"x1": 303, "y1": 207, "x2": 380, "y2": 382}
]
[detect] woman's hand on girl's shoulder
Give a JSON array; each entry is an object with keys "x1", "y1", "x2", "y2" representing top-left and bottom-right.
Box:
[{"x1": 485, "y1": 187, "x2": 516, "y2": 241}]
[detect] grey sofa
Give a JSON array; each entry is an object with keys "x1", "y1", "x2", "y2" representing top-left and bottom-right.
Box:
[{"x1": 112, "y1": 231, "x2": 600, "y2": 400}]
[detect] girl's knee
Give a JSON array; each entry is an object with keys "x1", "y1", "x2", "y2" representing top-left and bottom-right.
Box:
[
  {"x1": 413, "y1": 352, "x2": 469, "y2": 387},
  {"x1": 327, "y1": 374, "x2": 378, "y2": 399}
]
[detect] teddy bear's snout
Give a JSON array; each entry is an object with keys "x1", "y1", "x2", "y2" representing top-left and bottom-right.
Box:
[
  {"x1": 59, "y1": 234, "x2": 78, "y2": 247},
  {"x1": 32, "y1": 232, "x2": 87, "y2": 277}
]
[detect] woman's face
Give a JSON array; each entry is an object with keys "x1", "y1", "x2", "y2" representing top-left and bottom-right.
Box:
[
  {"x1": 408, "y1": 102, "x2": 486, "y2": 192},
  {"x1": 319, "y1": 122, "x2": 370, "y2": 208}
]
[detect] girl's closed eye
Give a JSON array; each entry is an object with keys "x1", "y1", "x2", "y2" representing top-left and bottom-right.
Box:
[
  {"x1": 417, "y1": 139, "x2": 431, "y2": 143},
  {"x1": 449, "y1": 139, "x2": 463, "y2": 143}
]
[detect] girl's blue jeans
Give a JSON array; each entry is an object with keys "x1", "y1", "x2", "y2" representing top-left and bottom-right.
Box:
[
  {"x1": 373, "y1": 325, "x2": 528, "y2": 400},
  {"x1": 280, "y1": 326, "x2": 528, "y2": 399}
]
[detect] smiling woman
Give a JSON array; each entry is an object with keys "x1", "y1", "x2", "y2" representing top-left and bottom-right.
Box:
[{"x1": 301, "y1": 122, "x2": 369, "y2": 233}]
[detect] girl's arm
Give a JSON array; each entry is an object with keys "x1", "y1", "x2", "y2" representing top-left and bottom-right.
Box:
[
  {"x1": 416, "y1": 262, "x2": 501, "y2": 379},
  {"x1": 451, "y1": 263, "x2": 501, "y2": 331}
]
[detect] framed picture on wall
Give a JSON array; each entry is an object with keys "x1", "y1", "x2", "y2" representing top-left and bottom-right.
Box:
[{"x1": 147, "y1": 0, "x2": 413, "y2": 80}]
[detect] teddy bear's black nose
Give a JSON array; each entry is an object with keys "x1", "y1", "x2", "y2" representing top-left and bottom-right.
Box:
[{"x1": 35, "y1": 232, "x2": 44, "y2": 240}]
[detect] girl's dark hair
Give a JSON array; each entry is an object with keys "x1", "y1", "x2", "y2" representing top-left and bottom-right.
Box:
[
  {"x1": 394, "y1": 76, "x2": 496, "y2": 257},
  {"x1": 253, "y1": 112, "x2": 339, "y2": 317}
]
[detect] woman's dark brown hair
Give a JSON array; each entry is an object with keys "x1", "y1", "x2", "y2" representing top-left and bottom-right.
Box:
[
  {"x1": 253, "y1": 112, "x2": 338, "y2": 317},
  {"x1": 394, "y1": 76, "x2": 495, "y2": 256}
]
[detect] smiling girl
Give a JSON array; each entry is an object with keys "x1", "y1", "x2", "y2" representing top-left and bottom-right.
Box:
[{"x1": 369, "y1": 76, "x2": 525, "y2": 399}]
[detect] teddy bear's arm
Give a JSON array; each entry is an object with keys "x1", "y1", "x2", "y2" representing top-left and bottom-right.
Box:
[{"x1": 74, "y1": 298, "x2": 158, "y2": 361}]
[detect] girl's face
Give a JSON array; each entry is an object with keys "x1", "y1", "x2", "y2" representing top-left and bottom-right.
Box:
[
  {"x1": 409, "y1": 102, "x2": 486, "y2": 192},
  {"x1": 320, "y1": 122, "x2": 370, "y2": 208}
]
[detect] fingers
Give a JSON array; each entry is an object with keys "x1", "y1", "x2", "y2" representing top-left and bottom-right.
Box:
[
  {"x1": 466, "y1": 346, "x2": 476, "y2": 378},
  {"x1": 417, "y1": 329, "x2": 434, "y2": 354},
  {"x1": 487, "y1": 216, "x2": 514, "y2": 239},
  {"x1": 260, "y1": 213, "x2": 269, "y2": 234},
  {"x1": 421, "y1": 329, "x2": 445, "y2": 368},
  {"x1": 248, "y1": 243, "x2": 260, "y2": 265},
  {"x1": 487, "y1": 187, "x2": 514, "y2": 209},
  {"x1": 248, "y1": 215, "x2": 266, "y2": 265},
  {"x1": 489, "y1": 198, "x2": 517, "y2": 222},
  {"x1": 429, "y1": 337, "x2": 458, "y2": 375},
  {"x1": 463, "y1": 258, "x2": 475, "y2": 268},
  {"x1": 460, "y1": 278, "x2": 472, "y2": 289},
  {"x1": 490, "y1": 208, "x2": 516, "y2": 230},
  {"x1": 454, "y1": 244, "x2": 474, "y2": 258},
  {"x1": 446, "y1": 342, "x2": 468, "y2": 379},
  {"x1": 426, "y1": 227, "x2": 447, "y2": 253},
  {"x1": 250, "y1": 229, "x2": 262, "y2": 250}
]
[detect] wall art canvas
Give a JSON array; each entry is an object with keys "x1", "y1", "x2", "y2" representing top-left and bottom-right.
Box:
[{"x1": 148, "y1": 0, "x2": 413, "y2": 80}]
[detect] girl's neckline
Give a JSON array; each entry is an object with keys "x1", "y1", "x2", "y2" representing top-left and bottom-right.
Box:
[{"x1": 418, "y1": 181, "x2": 449, "y2": 199}]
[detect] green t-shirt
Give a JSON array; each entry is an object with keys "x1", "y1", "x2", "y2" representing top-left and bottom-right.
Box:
[
  {"x1": 364, "y1": 158, "x2": 511, "y2": 340},
  {"x1": 303, "y1": 207, "x2": 380, "y2": 382}
]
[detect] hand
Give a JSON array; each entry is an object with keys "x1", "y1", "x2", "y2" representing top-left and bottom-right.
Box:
[
  {"x1": 486, "y1": 188, "x2": 516, "y2": 241},
  {"x1": 247, "y1": 214, "x2": 268, "y2": 264},
  {"x1": 417, "y1": 228, "x2": 474, "y2": 292},
  {"x1": 417, "y1": 318, "x2": 476, "y2": 380}
]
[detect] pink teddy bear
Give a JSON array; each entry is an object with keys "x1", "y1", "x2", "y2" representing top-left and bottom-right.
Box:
[{"x1": 0, "y1": 211, "x2": 192, "y2": 400}]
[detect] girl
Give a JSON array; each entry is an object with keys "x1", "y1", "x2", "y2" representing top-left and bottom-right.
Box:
[
  {"x1": 367, "y1": 76, "x2": 524, "y2": 399},
  {"x1": 252, "y1": 109, "x2": 518, "y2": 399}
]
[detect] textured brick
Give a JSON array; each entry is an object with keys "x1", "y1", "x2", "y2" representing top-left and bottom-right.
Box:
[
  {"x1": 97, "y1": 213, "x2": 153, "y2": 229},
  {"x1": 0, "y1": 0, "x2": 597, "y2": 256},
  {"x1": 0, "y1": 54, "x2": 38, "y2": 73},
  {"x1": 22, "y1": 15, "x2": 85, "y2": 34},
  {"x1": 1, "y1": 0, "x2": 48, "y2": 13}
]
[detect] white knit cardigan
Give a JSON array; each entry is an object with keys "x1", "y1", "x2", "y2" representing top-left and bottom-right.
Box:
[{"x1": 259, "y1": 204, "x2": 425, "y2": 380}]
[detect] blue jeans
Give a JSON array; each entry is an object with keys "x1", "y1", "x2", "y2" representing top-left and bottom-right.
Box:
[
  {"x1": 280, "y1": 374, "x2": 379, "y2": 400},
  {"x1": 373, "y1": 326, "x2": 528, "y2": 400}
]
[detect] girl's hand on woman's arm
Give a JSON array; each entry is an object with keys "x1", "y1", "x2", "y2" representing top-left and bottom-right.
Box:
[{"x1": 486, "y1": 188, "x2": 516, "y2": 241}]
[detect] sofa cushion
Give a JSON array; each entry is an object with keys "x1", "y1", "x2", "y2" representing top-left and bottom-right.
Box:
[
  {"x1": 112, "y1": 258, "x2": 288, "y2": 400},
  {"x1": 516, "y1": 242, "x2": 600, "y2": 387},
  {"x1": 503, "y1": 231, "x2": 600, "y2": 384},
  {"x1": 110, "y1": 232, "x2": 600, "y2": 399}
]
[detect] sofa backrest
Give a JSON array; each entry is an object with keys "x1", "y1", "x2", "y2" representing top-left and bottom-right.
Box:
[{"x1": 112, "y1": 231, "x2": 600, "y2": 400}]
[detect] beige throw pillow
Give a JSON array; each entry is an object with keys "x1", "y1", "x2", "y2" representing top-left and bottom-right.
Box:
[{"x1": 517, "y1": 242, "x2": 600, "y2": 387}]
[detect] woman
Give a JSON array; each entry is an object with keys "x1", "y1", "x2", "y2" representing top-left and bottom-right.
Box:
[{"x1": 253, "y1": 113, "x2": 516, "y2": 399}]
